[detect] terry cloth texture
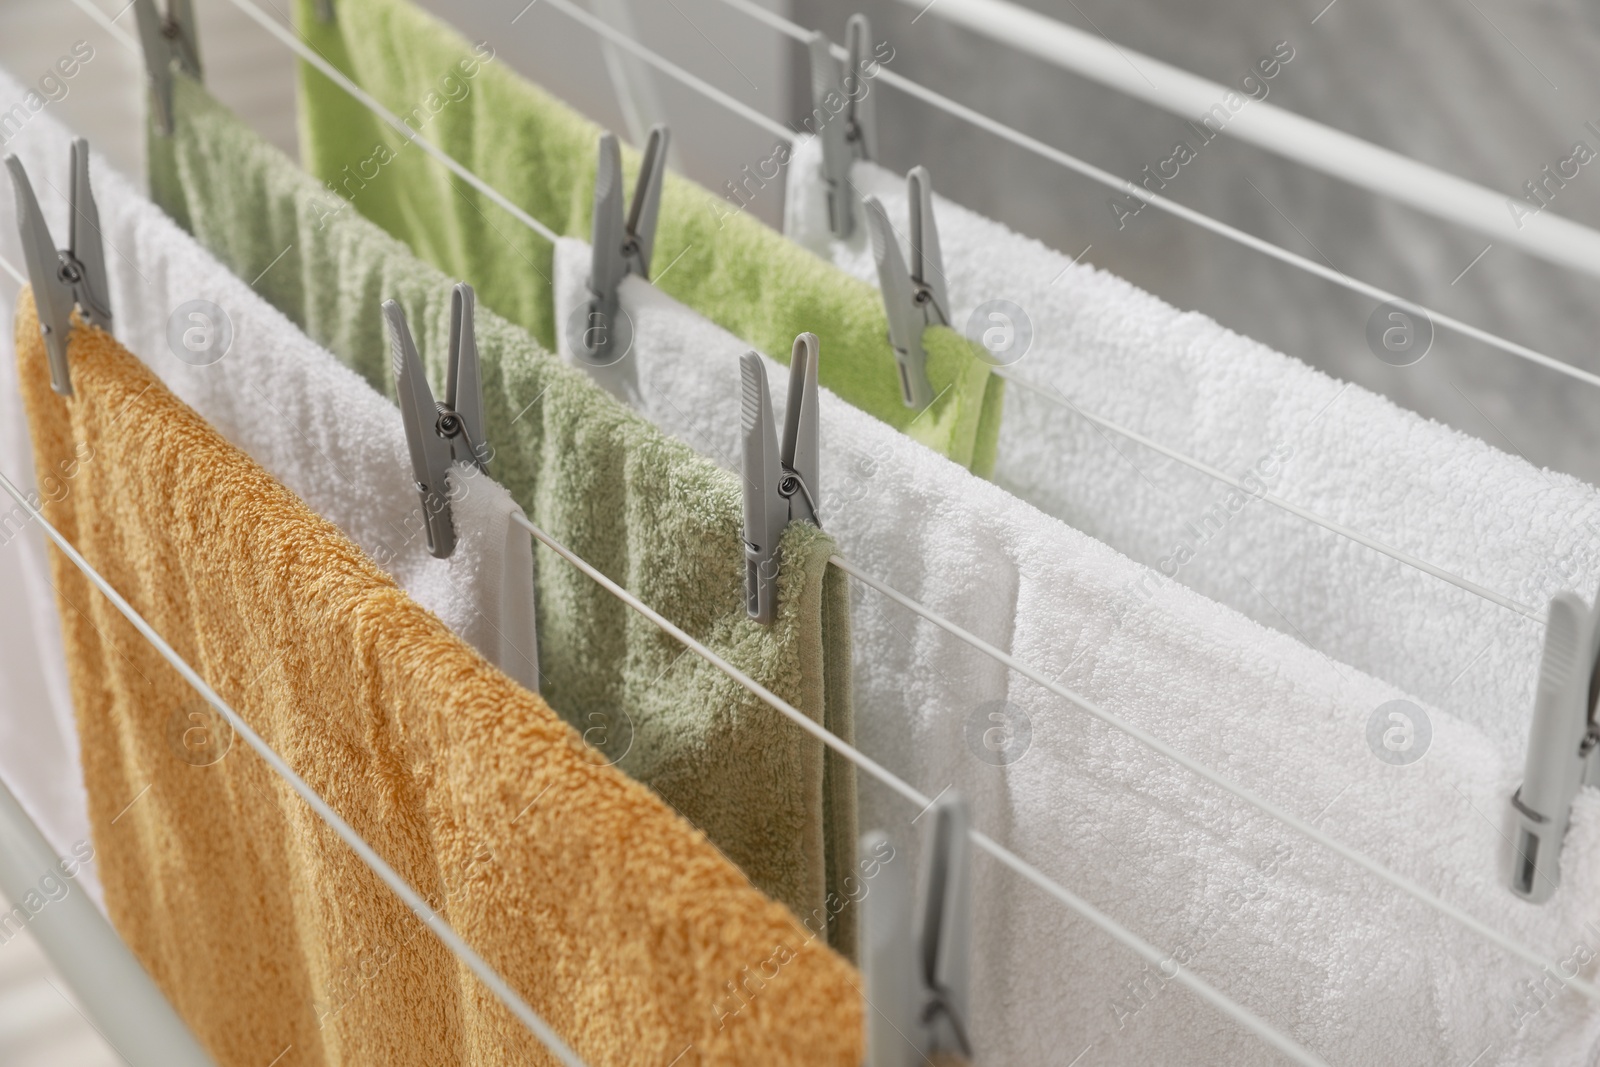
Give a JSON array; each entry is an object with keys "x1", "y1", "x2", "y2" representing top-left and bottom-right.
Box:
[
  {"x1": 14, "y1": 292, "x2": 865, "y2": 1067},
  {"x1": 550, "y1": 237, "x2": 1600, "y2": 1067},
  {"x1": 0, "y1": 77, "x2": 538, "y2": 907},
  {"x1": 785, "y1": 135, "x2": 1600, "y2": 758},
  {"x1": 94, "y1": 157, "x2": 541, "y2": 693},
  {"x1": 284, "y1": 0, "x2": 1002, "y2": 474},
  {"x1": 149, "y1": 75, "x2": 859, "y2": 954}
]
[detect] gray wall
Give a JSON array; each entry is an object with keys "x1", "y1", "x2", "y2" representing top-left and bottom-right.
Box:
[{"x1": 797, "y1": 0, "x2": 1600, "y2": 485}]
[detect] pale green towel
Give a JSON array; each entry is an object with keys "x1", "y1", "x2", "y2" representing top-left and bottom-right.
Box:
[
  {"x1": 150, "y1": 76, "x2": 858, "y2": 955},
  {"x1": 288, "y1": 0, "x2": 1002, "y2": 475}
]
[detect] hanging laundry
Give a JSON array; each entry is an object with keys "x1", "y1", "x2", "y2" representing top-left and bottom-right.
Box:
[
  {"x1": 548, "y1": 235, "x2": 1600, "y2": 1067},
  {"x1": 99, "y1": 161, "x2": 540, "y2": 692},
  {"x1": 783, "y1": 134, "x2": 1600, "y2": 758},
  {"x1": 0, "y1": 69, "x2": 543, "y2": 906},
  {"x1": 12, "y1": 293, "x2": 864, "y2": 1066},
  {"x1": 148, "y1": 74, "x2": 859, "y2": 954},
  {"x1": 282, "y1": 0, "x2": 1002, "y2": 474}
]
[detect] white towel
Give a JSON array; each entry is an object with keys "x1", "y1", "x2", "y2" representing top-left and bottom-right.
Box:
[
  {"x1": 555, "y1": 233, "x2": 1600, "y2": 1066},
  {"x1": 784, "y1": 135, "x2": 1600, "y2": 761},
  {"x1": 0, "y1": 72, "x2": 538, "y2": 903}
]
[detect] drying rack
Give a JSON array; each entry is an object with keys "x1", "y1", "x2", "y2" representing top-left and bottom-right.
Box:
[{"x1": 8, "y1": 1, "x2": 1600, "y2": 1064}]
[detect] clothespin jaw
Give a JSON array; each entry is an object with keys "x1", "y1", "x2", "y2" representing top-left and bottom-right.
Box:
[
  {"x1": 740, "y1": 335, "x2": 823, "y2": 625},
  {"x1": 383, "y1": 284, "x2": 489, "y2": 560},
  {"x1": 582, "y1": 125, "x2": 669, "y2": 365},
  {"x1": 860, "y1": 792, "x2": 973, "y2": 1067},
  {"x1": 6, "y1": 139, "x2": 112, "y2": 396},
  {"x1": 1510, "y1": 584, "x2": 1600, "y2": 902},
  {"x1": 808, "y1": 13, "x2": 878, "y2": 239},
  {"x1": 865, "y1": 165, "x2": 949, "y2": 410},
  {"x1": 134, "y1": 0, "x2": 202, "y2": 138},
  {"x1": 445, "y1": 284, "x2": 489, "y2": 471}
]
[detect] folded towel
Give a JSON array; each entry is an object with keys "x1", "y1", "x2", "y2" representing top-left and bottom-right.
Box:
[
  {"x1": 784, "y1": 135, "x2": 1600, "y2": 758},
  {"x1": 150, "y1": 74, "x2": 858, "y2": 952},
  {"x1": 551, "y1": 233, "x2": 1600, "y2": 1066},
  {"x1": 13, "y1": 291, "x2": 863, "y2": 1066},
  {"x1": 284, "y1": 0, "x2": 1002, "y2": 473}
]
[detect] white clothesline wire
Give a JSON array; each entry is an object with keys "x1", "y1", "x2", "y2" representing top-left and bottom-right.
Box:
[
  {"x1": 514, "y1": 512, "x2": 1329, "y2": 1067},
  {"x1": 221, "y1": 0, "x2": 560, "y2": 244},
  {"x1": 0, "y1": 470, "x2": 589, "y2": 1067},
  {"x1": 704, "y1": 0, "x2": 1600, "y2": 394},
  {"x1": 541, "y1": 0, "x2": 792, "y2": 142},
  {"x1": 71, "y1": 0, "x2": 1592, "y2": 1013},
  {"x1": 130, "y1": 0, "x2": 1561, "y2": 624},
  {"x1": 996, "y1": 370, "x2": 1543, "y2": 621},
  {"x1": 906, "y1": 0, "x2": 1600, "y2": 283},
  {"x1": 529, "y1": 0, "x2": 1548, "y2": 623}
]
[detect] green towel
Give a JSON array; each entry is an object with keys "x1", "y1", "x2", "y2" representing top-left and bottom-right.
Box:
[
  {"x1": 150, "y1": 75, "x2": 858, "y2": 956},
  {"x1": 288, "y1": 0, "x2": 1003, "y2": 474}
]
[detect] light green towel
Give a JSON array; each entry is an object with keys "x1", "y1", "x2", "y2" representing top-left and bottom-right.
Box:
[
  {"x1": 150, "y1": 75, "x2": 858, "y2": 955},
  {"x1": 289, "y1": 0, "x2": 1002, "y2": 475}
]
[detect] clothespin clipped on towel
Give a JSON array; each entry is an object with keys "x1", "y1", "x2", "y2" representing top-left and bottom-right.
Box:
[
  {"x1": 741, "y1": 334, "x2": 821, "y2": 625},
  {"x1": 383, "y1": 284, "x2": 489, "y2": 560},
  {"x1": 1510, "y1": 582, "x2": 1600, "y2": 903},
  {"x1": 861, "y1": 791, "x2": 973, "y2": 1067},
  {"x1": 5, "y1": 139, "x2": 112, "y2": 396},
  {"x1": 579, "y1": 124, "x2": 670, "y2": 370},
  {"x1": 808, "y1": 13, "x2": 878, "y2": 239},
  {"x1": 864, "y1": 166, "x2": 949, "y2": 410},
  {"x1": 133, "y1": 0, "x2": 202, "y2": 137}
]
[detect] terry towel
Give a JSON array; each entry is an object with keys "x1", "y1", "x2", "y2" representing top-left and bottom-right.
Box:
[
  {"x1": 784, "y1": 134, "x2": 1600, "y2": 756},
  {"x1": 284, "y1": 0, "x2": 1002, "y2": 474},
  {"x1": 149, "y1": 74, "x2": 858, "y2": 952},
  {"x1": 551, "y1": 234, "x2": 1600, "y2": 1066},
  {"x1": 13, "y1": 293, "x2": 864, "y2": 1066},
  {"x1": 0, "y1": 67, "x2": 537, "y2": 903}
]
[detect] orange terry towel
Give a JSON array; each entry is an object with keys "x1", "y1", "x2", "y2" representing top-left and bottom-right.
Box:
[{"x1": 14, "y1": 290, "x2": 864, "y2": 1066}]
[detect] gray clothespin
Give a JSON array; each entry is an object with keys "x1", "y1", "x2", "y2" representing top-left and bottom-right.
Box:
[
  {"x1": 808, "y1": 13, "x2": 878, "y2": 239},
  {"x1": 1509, "y1": 581, "x2": 1600, "y2": 903},
  {"x1": 860, "y1": 792, "x2": 973, "y2": 1067},
  {"x1": 134, "y1": 0, "x2": 202, "y2": 138},
  {"x1": 383, "y1": 284, "x2": 488, "y2": 560},
  {"x1": 579, "y1": 124, "x2": 669, "y2": 369},
  {"x1": 740, "y1": 334, "x2": 821, "y2": 625},
  {"x1": 864, "y1": 166, "x2": 948, "y2": 410},
  {"x1": 5, "y1": 140, "x2": 111, "y2": 396}
]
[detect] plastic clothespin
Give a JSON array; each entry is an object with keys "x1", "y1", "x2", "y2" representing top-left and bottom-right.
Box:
[
  {"x1": 5, "y1": 140, "x2": 111, "y2": 397},
  {"x1": 860, "y1": 792, "x2": 973, "y2": 1067},
  {"x1": 807, "y1": 13, "x2": 878, "y2": 239},
  {"x1": 1509, "y1": 581, "x2": 1600, "y2": 903},
  {"x1": 133, "y1": 0, "x2": 202, "y2": 138},
  {"x1": 740, "y1": 334, "x2": 821, "y2": 625},
  {"x1": 383, "y1": 284, "x2": 489, "y2": 560},
  {"x1": 864, "y1": 166, "x2": 949, "y2": 410},
  {"x1": 579, "y1": 124, "x2": 669, "y2": 369}
]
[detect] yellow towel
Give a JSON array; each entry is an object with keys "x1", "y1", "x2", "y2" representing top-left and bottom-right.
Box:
[{"x1": 15, "y1": 289, "x2": 865, "y2": 1066}]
